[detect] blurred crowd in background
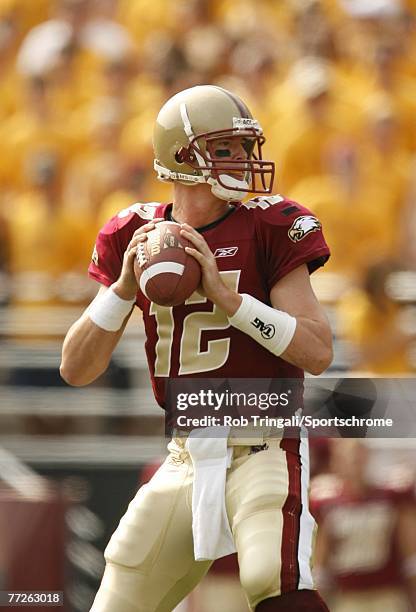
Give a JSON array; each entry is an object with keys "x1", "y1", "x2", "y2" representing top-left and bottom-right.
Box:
[
  {"x1": 1, "y1": 2, "x2": 416, "y2": 610},
  {"x1": 1, "y1": 0, "x2": 416, "y2": 372}
]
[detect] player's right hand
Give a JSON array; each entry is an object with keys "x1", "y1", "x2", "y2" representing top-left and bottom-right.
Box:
[{"x1": 113, "y1": 218, "x2": 165, "y2": 300}]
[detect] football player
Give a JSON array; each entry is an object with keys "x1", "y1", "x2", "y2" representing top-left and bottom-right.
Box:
[{"x1": 60, "y1": 85, "x2": 333, "y2": 611}]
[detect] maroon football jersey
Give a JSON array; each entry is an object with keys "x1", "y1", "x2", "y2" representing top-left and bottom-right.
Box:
[
  {"x1": 88, "y1": 195, "x2": 330, "y2": 407},
  {"x1": 310, "y1": 475, "x2": 415, "y2": 590}
]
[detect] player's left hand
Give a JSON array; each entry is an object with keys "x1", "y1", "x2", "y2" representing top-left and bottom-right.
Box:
[{"x1": 180, "y1": 224, "x2": 241, "y2": 315}]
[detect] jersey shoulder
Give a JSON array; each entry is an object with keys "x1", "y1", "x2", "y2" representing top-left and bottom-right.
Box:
[
  {"x1": 309, "y1": 474, "x2": 344, "y2": 520},
  {"x1": 99, "y1": 202, "x2": 167, "y2": 235},
  {"x1": 375, "y1": 465, "x2": 416, "y2": 505},
  {"x1": 310, "y1": 474, "x2": 343, "y2": 505},
  {"x1": 90, "y1": 202, "x2": 167, "y2": 287},
  {"x1": 241, "y1": 194, "x2": 322, "y2": 235}
]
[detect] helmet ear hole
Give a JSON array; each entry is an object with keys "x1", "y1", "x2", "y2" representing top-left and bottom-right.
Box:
[
  {"x1": 175, "y1": 147, "x2": 195, "y2": 164},
  {"x1": 175, "y1": 148, "x2": 186, "y2": 164}
]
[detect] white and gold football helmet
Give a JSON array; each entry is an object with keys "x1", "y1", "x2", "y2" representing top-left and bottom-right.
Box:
[{"x1": 153, "y1": 85, "x2": 275, "y2": 201}]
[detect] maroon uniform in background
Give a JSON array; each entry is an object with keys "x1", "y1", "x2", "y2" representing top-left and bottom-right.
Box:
[
  {"x1": 89, "y1": 196, "x2": 329, "y2": 407},
  {"x1": 310, "y1": 473, "x2": 416, "y2": 609},
  {"x1": 0, "y1": 491, "x2": 67, "y2": 611}
]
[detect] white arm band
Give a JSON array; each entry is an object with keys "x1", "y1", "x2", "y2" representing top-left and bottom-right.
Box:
[
  {"x1": 88, "y1": 285, "x2": 135, "y2": 332},
  {"x1": 228, "y1": 293, "x2": 297, "y2": 356}
]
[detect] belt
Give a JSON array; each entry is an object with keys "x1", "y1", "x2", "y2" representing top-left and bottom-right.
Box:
[{"x1": 172, "y1": 425, "x2": 284, "y2": 446}]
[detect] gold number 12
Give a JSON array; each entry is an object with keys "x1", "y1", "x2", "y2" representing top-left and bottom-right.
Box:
[{"x1": 150, "y1": 270, "x2": 241, "y2": 376}]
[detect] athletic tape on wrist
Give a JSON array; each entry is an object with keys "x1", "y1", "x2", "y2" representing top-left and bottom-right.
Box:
[
  {"x1": 88, "y1": 285, "x2": 135, "y2": 332},
  {"x1": 228, "y1": 293, "x2": 296, "y2": 356}
]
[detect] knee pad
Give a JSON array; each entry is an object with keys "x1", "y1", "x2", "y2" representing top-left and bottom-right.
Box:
[{"x1": 255, "y1": 590, "x2": 330, "y2": 612}]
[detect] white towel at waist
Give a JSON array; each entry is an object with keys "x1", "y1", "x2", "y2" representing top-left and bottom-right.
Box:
[{"x1": 185, "y1": 426, "x2": 236, "y2": 562}]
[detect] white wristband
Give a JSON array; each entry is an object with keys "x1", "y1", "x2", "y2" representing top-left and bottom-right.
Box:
[
  {"x1": 228, "y1": 293, "x2": 297, "y2": 356},
  {"x1": 88, "y1": 285, "x2": 135, "y2": 332}
]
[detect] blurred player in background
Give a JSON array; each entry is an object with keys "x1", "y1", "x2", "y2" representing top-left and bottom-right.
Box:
[
  {"x1": 61, "y1": 84, "x2": 333, "y2": 611},
  {"x1": 311, "y1": 439, "x2": 416, "y2": 612}
]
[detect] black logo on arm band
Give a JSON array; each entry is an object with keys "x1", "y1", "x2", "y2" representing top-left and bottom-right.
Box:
[{"x1": 251, "y1": 317, "x2": 276, "y2": 339}]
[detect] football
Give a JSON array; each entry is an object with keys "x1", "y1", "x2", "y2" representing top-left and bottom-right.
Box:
[{"x1": 134, "y1": 221, "x2": 202, "y2": 306}]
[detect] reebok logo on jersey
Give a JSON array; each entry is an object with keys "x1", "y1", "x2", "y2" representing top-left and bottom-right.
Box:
[
  {"x1": 251, "y1": 317, "x2": 276, "y2": 339},
  {"x1": 214, "y1": 247, "x2": 239, "y2": 258}
]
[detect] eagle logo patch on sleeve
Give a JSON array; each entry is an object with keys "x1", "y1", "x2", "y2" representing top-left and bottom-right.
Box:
[
  {"x1": 288, "y1": 215, "x2": 321, "y2": 242},
  {"x1": 92, "y1": 245, "x2": 99, "y2": 265}
]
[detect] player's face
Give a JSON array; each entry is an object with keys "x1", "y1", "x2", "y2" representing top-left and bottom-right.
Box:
[
  {"x1": 207, "y1": 135, "x2": 254, "y2": 180},
  {"x1": 208, "y1": 136, "x2": 253, "y2": 159}
]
